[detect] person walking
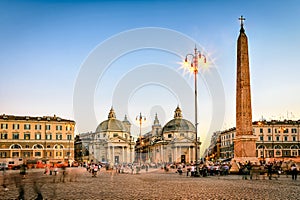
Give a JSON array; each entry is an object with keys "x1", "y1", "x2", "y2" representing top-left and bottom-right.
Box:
[
  {"x1": 267, "y1": 162, "x2": 273, "y2": 180},
  {"x1": 191, "y1": 165, "x2": 195, "y2": 177},
  {"x1": 291, "y1": 163, "x2": 298, "y2": 180}
]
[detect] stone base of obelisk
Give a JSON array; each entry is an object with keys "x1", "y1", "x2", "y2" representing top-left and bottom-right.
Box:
[{"x1": 230, "y1": 135, "x2": 259, "y2": 173}]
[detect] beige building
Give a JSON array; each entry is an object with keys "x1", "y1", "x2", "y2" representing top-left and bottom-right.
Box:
[
  {"x1": 0, "y1": 114, "x2": 75, "y2": 164},
  {"x1": 78, "y1": 108, "x2": 135, "y2": 164},
  {"x1": 138, "y1": 106, "x2": 198, "y2": 164},
  {"x1": 215, "y1": 120, "x2": 300, "y2": 161}
]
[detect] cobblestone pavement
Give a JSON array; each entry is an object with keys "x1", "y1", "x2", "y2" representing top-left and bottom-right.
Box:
[{"x1": 0, "y1": 167, "x2": 299, "y2": 200}]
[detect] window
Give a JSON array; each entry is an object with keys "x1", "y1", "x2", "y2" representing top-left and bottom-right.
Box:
[
  {"x1": 268, "y1": 136, "x2": 272, "y2": 141},
  {"x1": 46, "y1": 124, "x2": 51, "y2": 130},
  {"x1": 46, "y1": 134, "x2": 52, "y2": 140},
  {"x1": 293, "y1": 136, "x2": 296, "y2": 141},
  {"x1": 34, "y1": 152, "x2": 41, "y2": 157},
  {"x1": 268, "y1": 128, "x2": 271, "y2": 133},
  {"x1": 12, "y1": 152, "x2": 19, "y2": 157},
  {"x1": 35, "y1": 134, "x2": 41, "y2": 140},
  {"x1": 13, "y1": 133, "x2": 19, "y2": 139},
  {"x1": 260, "y1": 136, "x2": 263, "y2": 141},
  {"x1": 25, "y1": 145, "x2": 30, "y2": 148},
  {"x1": 0, "y1": 152, "x2": 7, "y2": 157},
  {"x1": 55, "y1": 144, "x2": 63, "y2": 149},
  {"x1": 35, "y1": 124, "x2": 42, "y2": 130},
  {"x1": 1, "y1": 124, "x2": 8, "y2": 129},
  {"x1": 260, "y1": 128, "x2": 263, "y2": 133},
  {"x1": 168, "y1": 134, "x2": 172, "y2": 138},
  {"x1": 284, "y1": 136, "x2": 288, "y2": 141},
  {"x1": 103, "y1": 133, "x2": 106, "y2": 138},
  {"x1": 56, "y1": 125, "x2": 62, "y2": 131},
  {"x1": 67, "y1": 135, "x2": 72, "y2": 140},
  {"x1": 66, "y1": 125, "x2": 72, "y2": 131},
  {"x1": 260, "y1": 150, "x2": 263, "y2": 158},
  {"x1": 180, "y1": 133, "x2": 184, "y2": 137},
  {"x1": 23, "y1": 152, "x2": 30, "y2": 157},
  {"x1": 276, "y1": 150, "x2": 281, "y2": 156},
  {"x1": 24, "y1": 124, "x2": 31, "y2": 130},
  {"x1": 33, "y1": 144, "x2": 43, "y2": 149},
  {"x1": 291, "y1": 128, "x2": 297, "y2": 133},
  {"x1": 56, "y1": 152, "x2": 62, "y2": 157},
  {"x1": 56, "y1": 134, "x2": 62, "y2": 140},
  {"x1": 24, "y1": 133, "x2": 30, "y2": 140},
  {"x1": 1, "y1": 133, "x2": 7, "y2": 139},
  {"x1": 292, "y1": 150, "x2": 298, "y2": 156},
  {"x1": 13, "y1": 124, "x2": 19, "y2": 130},
  {"x1": 276, "y1": 136, "x2": 280, "y2": 141},
  {"x1": 113, "y1": 133, "x2": 118, "y2": 137},
  {"x1": 11, "y1": 144, "x2": 21, "y2": 149}
]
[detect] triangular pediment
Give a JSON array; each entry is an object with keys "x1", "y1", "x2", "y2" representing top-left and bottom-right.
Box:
[
  {"x1": 172, "y1": 136, "x2": 194, "y2": 143},
  {"x1": 109, "y1": 136, "x2": 128, "y2": 143}
]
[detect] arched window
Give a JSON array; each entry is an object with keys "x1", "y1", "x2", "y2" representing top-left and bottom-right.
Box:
[
  {"x1": 291, "y1": 145, "x2": 299, "y2": 149},
  {"x1": 274, "y1": 145, "x2": 282, "y2": 149},
  {"x1": 10, "y1": 144, "x2": 21, "y2": 149},
  {"x1": 54, "y1": 144, "x2": 64, "y2": 149},
  {"x1": 257, "y1": 145, "x2": 266, "y2": 149},
  {"x1": 33, "y1": 144, "x2": 43, "y2": 149}
]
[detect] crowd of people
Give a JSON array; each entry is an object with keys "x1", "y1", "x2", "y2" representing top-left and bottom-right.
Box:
[
  {"x1": 237, "y1": 160, "x2": 298, "y2": 180},
  {"x1": 171, "y1": 162, "x2": 231, "y2": 177}
]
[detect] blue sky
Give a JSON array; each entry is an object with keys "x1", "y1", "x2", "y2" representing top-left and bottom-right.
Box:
[{"x1": 1, "y1": 0, "x2": 300, "y2": 151}]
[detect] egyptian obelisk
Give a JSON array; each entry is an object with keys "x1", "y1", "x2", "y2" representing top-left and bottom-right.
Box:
[{"x1": 233, "y1": 16, "x2": 258, "y2": 164}]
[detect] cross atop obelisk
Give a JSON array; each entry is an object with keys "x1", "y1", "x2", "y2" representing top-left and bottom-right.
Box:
[
  {"x1": 238, "y1": 15, "x2": 246, "y2": 33},
  {"x1": 238, "y1": 15, "x2": 245, "y2": 26}
]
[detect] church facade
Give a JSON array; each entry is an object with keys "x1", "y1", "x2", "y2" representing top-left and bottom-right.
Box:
[
  {"x1": 78, "y1": 108, "x2": 135, "y2": 164},
  {"x1": 137, "y1": 106, "x2": 198, "y2": 164}
]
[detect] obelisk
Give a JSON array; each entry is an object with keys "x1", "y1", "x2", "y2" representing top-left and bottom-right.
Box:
[{"x1": 233, "y1": 16, "x2": 258, "y2": 164}]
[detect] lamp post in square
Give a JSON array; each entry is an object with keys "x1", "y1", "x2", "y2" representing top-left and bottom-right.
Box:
[{"x1": 184, "y1": 46, "x2": 206, "y2": 176}]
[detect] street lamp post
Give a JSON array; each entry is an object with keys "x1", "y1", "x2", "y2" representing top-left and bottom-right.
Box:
[
  {"x1": 136, "y1": 113, "x2": 146, "y2": 166},
  {"x1": 184, "y1": 46, "x2": 206, "y2": 174}
]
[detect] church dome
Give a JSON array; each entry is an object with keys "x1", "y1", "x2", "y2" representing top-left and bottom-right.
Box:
[
  {"x1": 96, "y1": 108, "x2": 127, "y2": 132},
  {"x1": 162, "y1": 106, "x2": 195, "y2": 133}
]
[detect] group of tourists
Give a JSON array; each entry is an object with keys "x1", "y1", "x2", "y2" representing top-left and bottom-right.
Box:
[
  {"x1": 86, "y1": 163, "x2": 102, "y2": 177},
  {"x1": 172, "y1": 162, "x2": 231, "y2": 177},
  {"x1": 238, "y1": 160, "x2": 299, "y2": 180}
]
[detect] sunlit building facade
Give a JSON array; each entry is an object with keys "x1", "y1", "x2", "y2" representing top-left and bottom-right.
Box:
[
  {"x1": 0, "y1": 114, "x2": 75, "y2": 164},
  {"x1": 207, "y1": 120, "x2": 300, "y2": 161}
]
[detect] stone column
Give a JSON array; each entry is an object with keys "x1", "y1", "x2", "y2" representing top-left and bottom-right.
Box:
[
  {"x1": 161, "y1": 145, "x2": 163, "y2": 162},
  {"x1": 122, "y1": 146, "x2": 125, "y2": 163},
  {"x1": 108, "y1": 146, "x2": 111, "y2": 163},
  {"x1": 188, "y1": 147, "x2": 191, "y2": 163},
  {"x1": 112, "y1": 146, "x2": 115, "y2": 164}
]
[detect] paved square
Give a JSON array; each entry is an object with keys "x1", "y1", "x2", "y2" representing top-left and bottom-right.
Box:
[{"x1": 0, "y1": 168, "x2": 299, "y2": 199}]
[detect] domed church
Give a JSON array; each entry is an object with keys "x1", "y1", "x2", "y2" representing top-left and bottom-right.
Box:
[
  {"x1": 83, "y1": 108, "x2": 135, "y2": 164},
  {"x1": 139, "y1": 106, "x2": 198, "y2": 164}
]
